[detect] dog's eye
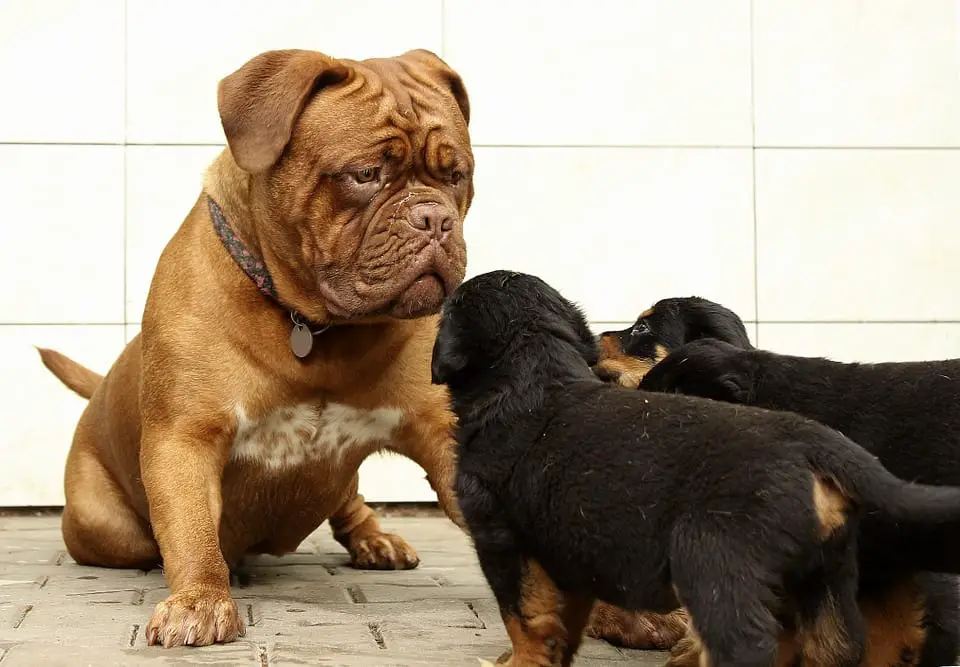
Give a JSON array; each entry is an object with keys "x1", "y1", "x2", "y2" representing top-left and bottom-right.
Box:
[
  {"x1": 353, "y1": 167, "x2": 381, "y2": 184},
  {"x1": 631, "y1": 321, "x2": 651, "y2": 337},
  {"x1": 450, "y1": 170, "x2": 464, "y2": 186}
]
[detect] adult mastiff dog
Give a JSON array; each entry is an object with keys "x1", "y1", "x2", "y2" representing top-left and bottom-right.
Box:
[{"x1": 37, "y1": 47, "x2": 473, "y2": 648}]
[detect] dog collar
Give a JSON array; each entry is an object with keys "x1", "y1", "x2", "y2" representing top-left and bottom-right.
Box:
[{"x1": 207, "y1": 196, "x2": 329, "y2": 359}]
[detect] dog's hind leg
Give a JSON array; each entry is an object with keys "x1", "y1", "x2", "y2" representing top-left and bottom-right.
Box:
[
  {"x1": 666, "y1": 524, "x2": 780, "y2": 667},
  {"x1": 62, "y1": 437, "x2": 159, "y2": 568}
]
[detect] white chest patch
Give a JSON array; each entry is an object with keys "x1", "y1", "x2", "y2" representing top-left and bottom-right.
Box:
[{"x1": 231, "y1": 402, "x2": 405, "y2": 469}]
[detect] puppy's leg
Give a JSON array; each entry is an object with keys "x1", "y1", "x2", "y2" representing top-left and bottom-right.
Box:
[
  {"x1": 795, "y1": 538, "x2": 865, "y2": 667},
  {"x1": 329, "y1": 474, "x2": 419, "y2": 570},
  {"x1": 668, "y1": 524, "x2": 780, "y2": 667},
  {"x1": 586, "y1": 603, "x2": 688, "y2": 649},
  {"x1": 461, "y1": 476, "x2": 586, "y2": 667},
  {"x1": 62, "y1": 430, "x2": 159, "y2": 568},
  {"x1": 140, "y1": 425, "x2": 244, "y2": 648}
]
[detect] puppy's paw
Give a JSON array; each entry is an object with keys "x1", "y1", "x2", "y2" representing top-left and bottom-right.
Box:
[
  {"x1": 586, "y1": 603, "x2": 688, "y2": 649},
  {"x1": 664, "y1": 634, "x2": 704, "y2": 667},
  {"x1": 145, "y1": 586, "x2": 245, "y2": 647},
  {"x1": 348, "y1": 531, "x2": 420, "y2": 570}
]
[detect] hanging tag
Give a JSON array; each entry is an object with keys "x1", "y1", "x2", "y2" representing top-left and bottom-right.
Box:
[{"x1": 290, "y1": 323, "x2": 313, "y2": 358}]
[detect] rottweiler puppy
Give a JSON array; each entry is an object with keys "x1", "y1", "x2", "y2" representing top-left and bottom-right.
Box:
[
  {"x1": 432, "y1": 271, "x2": 960, "y2": 667},
  {"x1": 603, "y1": 296, "x2": 960, "y2": 666},
  {"x1": 593, "y1": 296, "x2": 753, "y2": 389}
]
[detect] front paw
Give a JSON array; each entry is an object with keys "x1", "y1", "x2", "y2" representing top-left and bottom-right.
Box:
[
  {"x1": 587, "y1": 603, "x2": 688, "y2": 649},
  {"x1": 348, "y1": 531, "x2": 420, "y2": 570},
  {"x1": 145, "y1": 586, "x2": 245, "y2": 647}
]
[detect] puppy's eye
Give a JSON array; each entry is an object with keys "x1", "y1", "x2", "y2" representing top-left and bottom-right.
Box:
[
  {"x1": 353, "y1": 167, "x2": 381, "y2": 184},
  {"x1": 631, "y1": 321, "x2": 651, "y2": 337},
  {"x1": 450, "y1": 170, "x2": 464, "y2": 186}
]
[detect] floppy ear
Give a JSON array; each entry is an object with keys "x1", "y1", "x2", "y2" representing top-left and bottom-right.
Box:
[
  {"x1": 217, "y1": 49, "x2": 351, "y2": 173},
  {"x1": 399, "y1": 49, "x2": 470, "y2": 125},
  {"x1": 431, "y1": 324, "x2": 468, "y2": 385}
]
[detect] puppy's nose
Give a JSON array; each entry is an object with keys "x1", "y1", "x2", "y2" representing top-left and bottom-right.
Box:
[{"x1": 408, "y1": 202, "x2": 454, "y2": 238}]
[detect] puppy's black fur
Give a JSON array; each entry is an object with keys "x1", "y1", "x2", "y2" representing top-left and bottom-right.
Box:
[
  {"x1": 433, "y1": 271, "x2": 960, "y2": 667},
  {"x1": 624, "y1": 297, "x2": 960, "y2": 666}
]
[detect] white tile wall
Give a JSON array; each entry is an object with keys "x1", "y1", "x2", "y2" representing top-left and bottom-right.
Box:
[
  {"x1": 467, "y1": 147, "x2": 756, "y2": 322},
  {"x1": 445, "y1": 0, "x2": 753, "y2": 147},
  {"x1": 0, "y1": 146, "x2": 125, "y2": 324},
  {"x1": 0, "y1": 325, "x2": 126, "y2": 506},
  {"x1": 754, "y1": 0, "x2": 960, "y2": 147},
  {"x1": 756, "y1": 149, "x2": 960, "y2": 322},
  {"x1": 758, "y1": 324, "x2": 960, "y2": 363},
  {"x1": 126, "y1": 0, "x2": 443, "y2": 144},
  {"x1": 0, "y1": 0, "x2": 125, "y2": 143},
  {"x1": 1, "y1": 0, "x2": 959, "y2": 506}
]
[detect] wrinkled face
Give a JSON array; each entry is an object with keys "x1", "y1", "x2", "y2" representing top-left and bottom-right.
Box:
[{"x1": 260, "y1": 54, "x2": 473, "y2": 321}]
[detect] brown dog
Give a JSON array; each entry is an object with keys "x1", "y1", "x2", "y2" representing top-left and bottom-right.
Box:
[{"x1": 37, "y1": 47, "x2": 473, "y2": 649}]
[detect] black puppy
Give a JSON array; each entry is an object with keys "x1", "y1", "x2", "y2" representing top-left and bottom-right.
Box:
[
  {"x1": 594, "y1": 296, "x2": 753, "y2": 389},
  {"x1": 628, "y1": 301, "x2": 960, "y2": 666},
  {"x1": 432, "y1": 270, "x2": 960, "y2": 667}
]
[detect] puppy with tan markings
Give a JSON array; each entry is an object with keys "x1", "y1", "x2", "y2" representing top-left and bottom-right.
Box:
[
  {"x1": 599, "y1": 296, "x2": 960, "y2": 666},
  {"x1": 433, "y1": 271, "x2": 960, "y2": 667},
  {"x1": 642, "y1": 336, "x2": 960, "y2": 666},
  {"x1": 37, "y1": 47, "x2": 472, "y2": 648}
]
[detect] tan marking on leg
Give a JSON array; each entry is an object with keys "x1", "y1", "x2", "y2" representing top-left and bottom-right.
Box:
[
  {"x1": 497, "y1": 560, "x2": 590, "y2": 667},
  {"x1": 861, "y1": 578, "x2": 926, "y2": 666},
  {"x1": 775, "y1": 628, "x2": 800, "y2": 667},
  {"x1": 812, "y1": 474, "x2": 848, "y2": 540},
  {"x1": 798, "y1": 591, "x2": 856, "y2": 666},
  {"x1": 666, "y1": 624, "x2": 711, "y2": 667}
]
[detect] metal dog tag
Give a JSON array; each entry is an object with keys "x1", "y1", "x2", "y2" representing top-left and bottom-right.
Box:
[{"x1": 290, "y1": 323, "x2": 313, "y2": 358}]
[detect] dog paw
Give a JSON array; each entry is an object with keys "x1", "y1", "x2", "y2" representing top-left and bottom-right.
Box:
[
  {"x1": 145, "y1": 586, "x2": 245, "y2": 647},
  {"x1": 664, "y1": 634, "x2": 704, "y2": 667},
  {"x1": 348, "y1": 532, "x2": 420, "y2": 570},
  {"x1": 586, "y1": 604, "x2": 688, "y2": 650}
]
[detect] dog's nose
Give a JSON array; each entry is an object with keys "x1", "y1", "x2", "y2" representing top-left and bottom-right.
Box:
[{"x1": 408, "y1": 202, "x2": 454, "y2": 238}]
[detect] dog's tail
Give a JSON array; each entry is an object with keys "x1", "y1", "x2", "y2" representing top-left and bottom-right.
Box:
[
  {"x1": 36, "y1": 347, "x2": 103, "y2": 400},
  {"x1": 806, "y1": 434, "x2": 960, "y2": 525}
]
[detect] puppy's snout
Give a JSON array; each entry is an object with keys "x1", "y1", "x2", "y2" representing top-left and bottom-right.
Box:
[{"x1": 407, "y1": 202, "x2": 454, "y2": 238}]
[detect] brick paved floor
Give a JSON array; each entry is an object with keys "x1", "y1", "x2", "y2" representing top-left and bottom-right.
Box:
[{"x1": 0, "y1": 512, "x2": 666, "y2": 666}]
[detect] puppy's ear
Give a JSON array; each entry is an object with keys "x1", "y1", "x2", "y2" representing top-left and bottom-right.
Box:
[
  {"x1": 400, "y1": 49, "x2": 470, "y2": 126},
  {"x1": 218, "y1": 49, "x2": 350, "y2": 173},
  {"x1": 431, "y1": 324, "x2": 468, "y2": 385}
]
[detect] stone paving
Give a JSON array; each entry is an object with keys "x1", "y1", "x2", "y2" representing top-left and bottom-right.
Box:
[{"x1": 0, "y1": 511, "x2": 665, "y2": 666}]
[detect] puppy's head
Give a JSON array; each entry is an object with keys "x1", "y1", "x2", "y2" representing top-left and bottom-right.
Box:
[
  {"x1": 638, "y1": 338, "x2": 753, "y2": 404},
  {"x1": 213, "y1": 48, "x2": 473, "y2": 323},
  {"x1": 431, "y1": 270, "x2": 598, "y2": 388},
  {"x1": 595, "y1": 296, "x2": 752, "y2": 388}
]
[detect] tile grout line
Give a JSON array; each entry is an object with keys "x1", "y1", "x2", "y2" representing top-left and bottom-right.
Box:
[
  {"x1": 122, "y1": 0, "x2": 130, "y2": 328},
  {"x1": 749, "y1": 0, "x2": 760, "y2": 347}
]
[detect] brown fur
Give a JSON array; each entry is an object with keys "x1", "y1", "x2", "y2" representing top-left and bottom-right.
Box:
[
  {"x1": 38, "y1": 48, "x2": 472, "y2": 649},
  {"x1": 586, "y1": 604, "x2": 689, "y2": 649}
]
